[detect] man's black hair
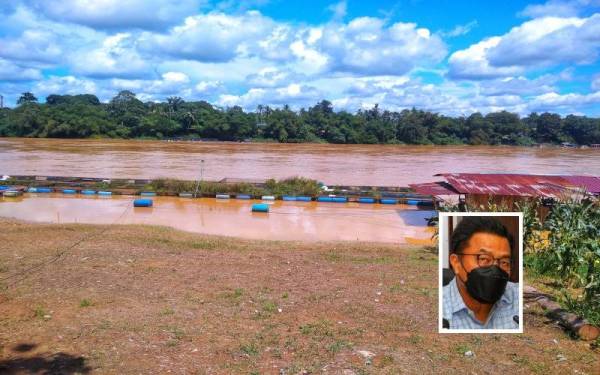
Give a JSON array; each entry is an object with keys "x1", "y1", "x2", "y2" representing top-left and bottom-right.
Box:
[{"x1": 450, "y1": 216, "x2": 513, "y2": 254}]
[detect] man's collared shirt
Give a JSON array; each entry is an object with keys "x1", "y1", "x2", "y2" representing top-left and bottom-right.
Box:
[{"x1": 443, "y1": 277, "x2": 519, "y2": 329}]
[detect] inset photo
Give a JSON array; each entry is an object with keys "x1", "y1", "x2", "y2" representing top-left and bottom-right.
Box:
[{"x1": 438, "y1": 213, "x2": 523, "y2": 333}]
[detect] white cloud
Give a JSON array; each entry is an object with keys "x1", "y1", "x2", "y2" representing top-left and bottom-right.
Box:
[
  {"x1": 70, "y1": 33, "x2": 152, "y2": 79},
  {"x1": 27, "y1": 0, "x2": 205, "y2": 31},
  {"x1": 0, "y1": 29, "x2": 63, "y2": 64},
  {"x1": 478, "y1": 75, "x2": 558, "y2": 96},
  {"x1": 519, "y1": 0, "x2": 600, "y2": 18},
  {"x1": 141, "y1": 11, "x2": 275, "y2": 62},
  {"x1": 448, "y1": 14, "x2": 600, "y2": 80},
  {"x1": 448, "y1": 37, "x2": 524, "y2": 79},
  {"x1": 217, "y1": 83, "x2": 320, "y2": 109},
  {"x1": 34, "y1": 75, "x2": 97, "y2": 96},
  {"x1": 440, "y1": 20, "x2": 478, "y2": 38},
  {"x1": 0, "y1": 58, "x2": 42, "y2": 81},
  {"x1": 529, "y1": 91, "x2": 600, "y2": 109},
  {"x1": 328, "y1": 1, "x2": 347, "y2": 20},
  {"x1": 246, "y1": 67, "x2": 306, "y2": 87}
]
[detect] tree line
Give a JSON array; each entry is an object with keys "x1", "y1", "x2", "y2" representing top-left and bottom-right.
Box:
[{"x1": 1, "y1": 91, "x2": 599, "y2": 145}]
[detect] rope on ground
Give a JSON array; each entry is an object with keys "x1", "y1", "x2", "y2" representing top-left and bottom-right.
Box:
[{"x1": 0, "y1": 198, "x2": 134, "y2": 288}]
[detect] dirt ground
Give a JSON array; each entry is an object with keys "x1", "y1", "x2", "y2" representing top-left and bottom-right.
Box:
[{"x1": 0, "y1": 218, "x2": 598, "y2": 374}]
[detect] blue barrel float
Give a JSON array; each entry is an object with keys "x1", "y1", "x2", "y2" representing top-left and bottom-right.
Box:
[
  {"x1": 0, "y1": 186, "x2": 10, "y2": 191},
  {"x1": 27, "y1": 187, "x2": 37, "y2": 193},
  {"x1": 317, "y1": 196, "x2": 333, "y2": 202},
  {"x1": 358, "y1": 197, "x2": 375, "y2": 204},
  {"x1": 380, "y1": 198, "x2": 398, "y2": 205},
  {"x1": 252, "y1": 203, "x2": 269, "y2": 213},
  {"x1": 296, "y1": 196, "x2": 312, "y2": 202},
  {"x1": 134, "y1": 198, "x2": 153, "y2": 207},
  {"x1": 332, "y1": 197, "x2": 347, "y2": 203},
  {"x1": 140, "y1": 192, "x2": 156, "y2": 197},
  {"x1": 62, "y1": 189, "x2": 77, "y2": 194},
  {"x1": 282, "y1": 195, "x2": 297, "y2": 201},
  {"x1": 81, "y1": 189, "x2": 96, "y2": 195},
  {"x1": 98, "y1": 191, "x2": 112, "y2": 196},
  {"x1": 36, "y1": 187, "x2": 53, "y2": 193},
  {"x1": 237, "y1": 194, "x2": 251, "y2": 199}
]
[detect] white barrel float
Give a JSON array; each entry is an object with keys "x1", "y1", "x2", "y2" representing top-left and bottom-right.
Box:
[
  {"x1": 216, "y1": 194, "x2": 230, "y2": 199},
  {"x1": 261, "y1": 195, "x2": 275, "y2": 201},
  {"x1": 252, "y1": 203, "x2": 269, "y2": 213},
  {"x1": 134, "y1": 198, "x2": 153, "y2": 207},
  {"x1": 178, "y1": 192, "x2": 194, "y2": 198},
  {"x1": 3, "y1": 190, "x2": 22, "y2": 197}
]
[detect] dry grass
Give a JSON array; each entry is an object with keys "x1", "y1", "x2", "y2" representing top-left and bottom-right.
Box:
[{"x1": 0, "y1": 218, "x2": 598, "y2": 374}]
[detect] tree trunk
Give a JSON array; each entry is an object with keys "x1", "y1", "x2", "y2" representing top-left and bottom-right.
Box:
[{"x1": 524, "y1": 285, "x2": 600, "y2": 341}]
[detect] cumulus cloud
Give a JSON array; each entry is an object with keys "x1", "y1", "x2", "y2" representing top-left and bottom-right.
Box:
[
  {"x1": 0, "y1": 58, "x2": 42, "y2": 81},
  {"x1": 34, "y1": 75, "x2": 97, "y2": 97},
  {"x1": 448, "y1": 14, "x2": 600, "y2": 80},
  {"x1": 246, "y1": 67, "x2": 306, "y2": 87},
  {"x1": 140, "y1": 11, "x2": 275, "y2": 62},
  {"x1": 478, "y1": 75, "x2": 558, "y2": 96},
  {"x1": 70, "y1": 33, "x2": 152, "y2": 79},
  {"x1": 317, "y1": 17, "x2": 447, "y2": 75},
  {"x1": 0, "y1": 29, "x2": 63, "y2": 64},
  {"x1": 528, "y1": 90, "x2": 600, "y2": 112},
  {"x1": 26, "y1": 0, "x2": 205, "y2": 31},
  {"x1": 218, "y1": 83, "x2": 320, "y2": 109}
]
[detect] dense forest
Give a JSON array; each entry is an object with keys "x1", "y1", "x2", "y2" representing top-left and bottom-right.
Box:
[{"x1": 1, "y1": 91, "x2": 599, "y2": 145}]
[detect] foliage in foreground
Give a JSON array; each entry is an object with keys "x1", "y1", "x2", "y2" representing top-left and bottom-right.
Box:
[{"x1": 437, "y1": 196, "x2": 600, "y2": 326}]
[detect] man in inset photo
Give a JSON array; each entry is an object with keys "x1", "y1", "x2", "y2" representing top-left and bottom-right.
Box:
[{"x1": 442, "y1": 216, "x2": 519, "y2": 330}]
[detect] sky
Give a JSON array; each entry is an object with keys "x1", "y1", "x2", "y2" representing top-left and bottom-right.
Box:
[{"x1": 1, "y1": 0, "x2": 600, "y2": 116}]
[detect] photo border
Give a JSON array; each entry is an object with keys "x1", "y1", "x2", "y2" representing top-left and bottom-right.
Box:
[{"x1": 438, "y1": 212, "x2": 524, "y2": 334}]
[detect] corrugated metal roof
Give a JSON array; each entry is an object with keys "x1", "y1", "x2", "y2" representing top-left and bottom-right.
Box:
[
  {"x1": 561, "y1": 176, "x2": 600, "y2": 194},
  {"x1": 409, "y1": 181, "x2": 460, "y2": 196},
  {"x1": 435, "y1": 173, "x2": 570, "y2": 197}
]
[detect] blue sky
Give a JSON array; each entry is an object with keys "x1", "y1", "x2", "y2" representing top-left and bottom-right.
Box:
[{"x1": 1, "y1": 0, "x2": 600, "y2": 116}]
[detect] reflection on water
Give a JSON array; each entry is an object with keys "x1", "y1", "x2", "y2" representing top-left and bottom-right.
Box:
[
  {"x1": 1, "y1": 138, "x2": 599, "y2": 185},
  {"x1": 0, "y1": 194, "x2": 433, "y2": 243}
]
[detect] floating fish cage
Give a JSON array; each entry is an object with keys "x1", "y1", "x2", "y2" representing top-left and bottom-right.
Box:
[
  {"x1": 358, "y1": 197, "x2": 376, "y2": 204},
  {"x1": 133, "y1": 198, "x2": 153, "y2": 207},
  {"x1": 252, "y1": 203, "x2": 269, "y2": 213}
]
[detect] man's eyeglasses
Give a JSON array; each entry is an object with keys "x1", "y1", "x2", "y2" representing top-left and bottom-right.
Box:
[{"x1": 456, "y1": 253, "x2": 511, "y2": 271}]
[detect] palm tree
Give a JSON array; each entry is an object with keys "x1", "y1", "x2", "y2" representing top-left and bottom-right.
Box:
[{"x1": 17, "y1": 92, "x2": 38, "y2": 105}]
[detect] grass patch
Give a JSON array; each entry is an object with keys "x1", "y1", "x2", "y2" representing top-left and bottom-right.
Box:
[
  {"x1": 33, "y1": 306, "x2": 47, "y2": 319},
  {"x1": 79, "y1": 299, "x2": 92, "y2": 308},
  {"x1": 240, "y1": 342, "x2": 259, "y2": 357}
]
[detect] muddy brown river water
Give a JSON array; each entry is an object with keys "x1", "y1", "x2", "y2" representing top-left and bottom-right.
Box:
[
  {"x1": 2, "y1": 138, "x2": 599, "y2": 186},
  {"x1": 1, "y1": 138, "x2": 598, "y2": 242}
]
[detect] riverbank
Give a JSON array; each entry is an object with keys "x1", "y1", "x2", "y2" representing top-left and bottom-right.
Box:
[{"x1": 0, "y1": 220, "x2": 597, "y2": 374}]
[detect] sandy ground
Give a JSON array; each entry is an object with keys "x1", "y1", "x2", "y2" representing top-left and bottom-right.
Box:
[{"x1": 0, "y1": 218, "x2": 598, "y2": 374}]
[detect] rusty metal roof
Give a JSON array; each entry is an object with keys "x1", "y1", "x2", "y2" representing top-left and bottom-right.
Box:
[
  {"x1": 560, "y1": 176, "x2": 600, "y2": 194},
  {"x1": 434, "y1": 173, "x2": 571, "y2": 198},
  {"x1": 409, "y1": 181, "x2": 460, "y2": 196}
]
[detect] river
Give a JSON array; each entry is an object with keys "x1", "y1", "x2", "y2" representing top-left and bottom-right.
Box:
[{"x1": 2, "y1": 138, "x2": 599, "y2": 186}]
